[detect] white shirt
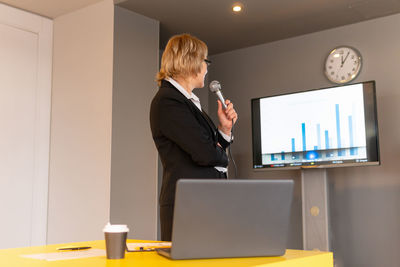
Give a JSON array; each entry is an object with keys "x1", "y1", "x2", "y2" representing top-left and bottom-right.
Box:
[{"x1": 166, "y1": 77, "x2": 229, "y2": 173}]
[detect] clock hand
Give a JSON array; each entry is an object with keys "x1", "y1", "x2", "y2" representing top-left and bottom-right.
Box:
[{"x1": 343, "y1": 51, "x2": 350, "y2": 64}]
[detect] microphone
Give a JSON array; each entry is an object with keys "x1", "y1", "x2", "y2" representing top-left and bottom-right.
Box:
[
  {"x1": 209, "y1": 80, "x2": 238, "y2": 179},
  {"x1": 209, "y1": 80, "x2": 227, "y2": 109}
]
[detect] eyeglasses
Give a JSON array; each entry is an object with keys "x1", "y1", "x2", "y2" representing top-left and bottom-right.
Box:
[{"x1": 204, "y1": 59, "x2": 212, "y2": 66}]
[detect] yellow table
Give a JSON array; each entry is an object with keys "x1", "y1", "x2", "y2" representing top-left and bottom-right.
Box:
[{"x1": 0, "y1": 240, "x2": 333, "y2": 267}]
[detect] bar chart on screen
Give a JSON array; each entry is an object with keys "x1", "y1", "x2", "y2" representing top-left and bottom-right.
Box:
[{"x1": 260, "y1": 84, "x2": 367, "y2": 166}]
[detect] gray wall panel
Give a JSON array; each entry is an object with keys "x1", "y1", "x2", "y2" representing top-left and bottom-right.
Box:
[{"x1": 110, "y1": 6, "x2": 159, "y2": 239}]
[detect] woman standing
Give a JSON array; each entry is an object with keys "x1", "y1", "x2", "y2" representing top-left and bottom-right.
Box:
[{"x1": 150, "y1": 34, "x2": 238, "y2": 241}]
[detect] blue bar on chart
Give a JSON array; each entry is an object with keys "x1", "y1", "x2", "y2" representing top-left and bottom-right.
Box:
[
  {"x1": 336, "y1": 104, "x2": 345, "y2": 156},
  {"x1": 291, "y1": 138, "x2": 297, "y2": 159},
  {"x1": 291, "y1": 138, "x2": 295, "y2": 152},
  {"x1": 325, "y1": 130, "x2": 329, "y2": 149},
  {"x1": 325, "y1": 130, "x2": 332, "y2": 157},
  {"x1": 317, "y1": 123, "x2": 321, "y2": 149},
  {"x1": 302, "y1": 123, "x2": 306, "y2": 151},
  {"x1": 348, "y1": 115, "x2": 357, "y2": 155}
]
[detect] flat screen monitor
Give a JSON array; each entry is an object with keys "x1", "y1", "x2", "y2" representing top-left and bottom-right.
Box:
[{"x1": 251, "y1": 81, "x2": 380, "y2": 170}]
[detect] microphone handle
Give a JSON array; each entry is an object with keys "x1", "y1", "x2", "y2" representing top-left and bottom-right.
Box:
[{"x1": 216, "y1": 90, "x2": 227, "y2": 109}]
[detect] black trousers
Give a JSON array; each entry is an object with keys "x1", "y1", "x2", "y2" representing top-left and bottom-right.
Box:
[
  {"x1": 160, "y1": 205, "x2": 174, "y2": 241},
  {"x1": 160, "y1": 172, "x2": 227, "y2": 241}
]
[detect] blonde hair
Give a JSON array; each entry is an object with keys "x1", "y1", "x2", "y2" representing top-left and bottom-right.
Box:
[{"x1": 156, "y1": 33, "x2": 208, "y2": 86}]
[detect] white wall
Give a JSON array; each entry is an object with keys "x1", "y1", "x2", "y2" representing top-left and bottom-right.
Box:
[
  {"x1": 209, "y1": 13, "x2": 400, "y2": 267},
  {"x1": 0, "y1": 3, "x2": 52, "y2": 248},
  {"x1": 110, "y1": 6, "x2": 159, "y2": 240},
  {"x1": 47, "y1": 0, "x2": 114, "y2": 244}
]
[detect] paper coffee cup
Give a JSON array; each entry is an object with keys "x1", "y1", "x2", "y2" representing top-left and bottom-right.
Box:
[{"x1": 103, "y1": 223, "x2": 129, "y2": 259}]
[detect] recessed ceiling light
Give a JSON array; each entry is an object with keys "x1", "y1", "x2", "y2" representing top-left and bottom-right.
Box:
[{"x1": 232, "y1": 4, "x2": 242, "y2": 12}]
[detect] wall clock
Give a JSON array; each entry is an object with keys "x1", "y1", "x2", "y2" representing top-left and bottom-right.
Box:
[{"x1": 324, "y1": 46, "x2": 362, "y2": 84}]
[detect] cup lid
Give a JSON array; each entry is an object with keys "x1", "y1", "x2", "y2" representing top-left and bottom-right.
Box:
[{"x1": 103, "y1": 223, "x2": 129, "y2": 233}]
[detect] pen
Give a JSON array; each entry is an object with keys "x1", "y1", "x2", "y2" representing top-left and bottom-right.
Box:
[
  {"x1": 57, "y1": 246, "x2": 92, "y2": 251},
  {"x1": 138, "y1": 246, "x2": 171, "y2": 251}
]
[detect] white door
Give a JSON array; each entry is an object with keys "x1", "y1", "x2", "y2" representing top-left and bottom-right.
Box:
[{"x1": 0, "y1": 4, "x2": 52, "y2": 248}]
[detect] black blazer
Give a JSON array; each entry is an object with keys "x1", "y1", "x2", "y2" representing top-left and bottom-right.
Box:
[{"x1": 150, "y1": 80, "x2": 230, "y2": 206}]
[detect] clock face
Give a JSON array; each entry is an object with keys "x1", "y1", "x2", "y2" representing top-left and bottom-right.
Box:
[{"x1": 324, "y1": 46, "x2": 362, "y2": 84}]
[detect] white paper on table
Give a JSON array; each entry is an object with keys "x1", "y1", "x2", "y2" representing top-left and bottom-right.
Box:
[
  {"x1": 126, "y1": 242, "x2": 171, "y2": 252},
  {"x1": 21, "y1": 249, "x2": 106, "y2": 261}
]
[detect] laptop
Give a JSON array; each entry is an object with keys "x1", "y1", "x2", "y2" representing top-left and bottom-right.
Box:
[{"x1": 156, "y1": 179, "x2": 294, "y2": 260}]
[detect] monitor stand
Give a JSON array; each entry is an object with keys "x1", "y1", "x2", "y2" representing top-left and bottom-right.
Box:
[{"x1": 301, "y1": 168, "x2": 330, "y2": 251}]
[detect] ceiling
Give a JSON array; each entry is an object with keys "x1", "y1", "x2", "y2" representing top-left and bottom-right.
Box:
[
  {"x1": 0, "y1": 0, "x2": 104, "y2": 18},
  {"x1": 2, "y1": 0, "x2": 400, "y2": 55},
  {"x1": 118, "y1": 0, "x2": 400, "y2": 54}
]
